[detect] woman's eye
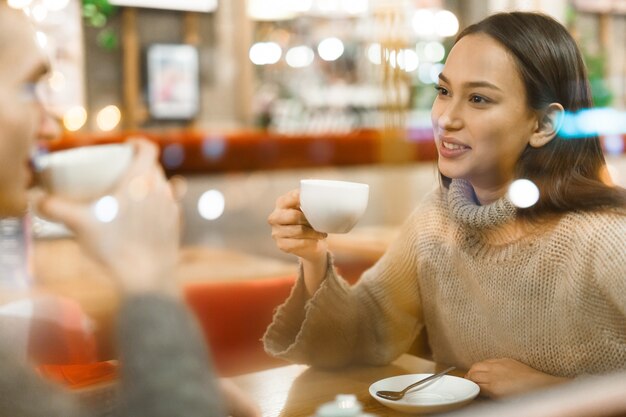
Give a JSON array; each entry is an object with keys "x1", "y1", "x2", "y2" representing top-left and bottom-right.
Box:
[
  {"x1": 470, "y1": 95, "x2": 488, "y2": 104},
  {"x1": 435, "y1": 86, "x2": 449, "y2": 96}
]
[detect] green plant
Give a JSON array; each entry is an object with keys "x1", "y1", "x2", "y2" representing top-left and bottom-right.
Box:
[
  {"x1": 82, "y1": 0, "x2": 119, "y2": 50},
  {"x1": 566, "y1": 4, "x2": 613, "y2": 108},
  {"x1": 586, "y1": 53, "x2": 613, "y2": 107}
]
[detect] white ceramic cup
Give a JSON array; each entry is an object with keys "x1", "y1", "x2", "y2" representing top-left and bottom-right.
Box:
[
  {"x1": 35, "y1": 143, "x2": 134, "y2": 202},
  {"x1": 300, "y1": 179, "x2": 369, "y2": 234}
]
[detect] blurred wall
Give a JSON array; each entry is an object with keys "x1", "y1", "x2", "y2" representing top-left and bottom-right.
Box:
[
  {"x1": 180, "y1": 162, "x2": 439, "y2": 261},
  {"x1": 178, "y1": 154, "x2": 626, "y2": 261}
]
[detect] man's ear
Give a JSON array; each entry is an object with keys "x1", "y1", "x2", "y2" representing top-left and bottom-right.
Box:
[{"x1": 529, "y1": 103, "x2": 564, "y2": 148}]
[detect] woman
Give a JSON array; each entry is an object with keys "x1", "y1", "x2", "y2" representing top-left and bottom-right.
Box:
[
  {"x1": 0, "y1": 4, "x2": 258, "y2": 416},
  {"x1": 264, "y1": 12, "x2": 626, "y2": 399}
]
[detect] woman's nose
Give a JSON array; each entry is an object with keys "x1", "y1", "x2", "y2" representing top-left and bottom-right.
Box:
[{"x1": 436, "y1": 101, "x2": 463, "y2": 131}]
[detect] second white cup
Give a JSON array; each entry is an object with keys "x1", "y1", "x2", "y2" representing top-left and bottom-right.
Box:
[{"x1": 35, "y1": 143, "x2": 134, "y2": 202}]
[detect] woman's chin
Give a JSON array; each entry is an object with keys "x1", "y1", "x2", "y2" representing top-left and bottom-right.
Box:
[{"x1": 438, "y1": 166, "x2": 463, "y2": 181}]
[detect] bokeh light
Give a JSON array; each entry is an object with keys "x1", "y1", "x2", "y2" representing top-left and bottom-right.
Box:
[
  {"x1": 32, "y1": 5, "x2": 47, "y2": 22},
  {"x1": 435, "y1": 10, "x2": 459, "y2": 37},
  {"x1": 341, "y1": 0, "x2": 368, "y2": 15},
  {"x1": 508, "y1": 179, "x2": 540, "y2": 208},
  {"x1": 249, "y1": 42, "x2": 282, "y2": 65},
  {"x1": 424, "y1": 41, "x2": 445, "y2": 62},
  {"x1": 63, "y1": 106, "x2": 87, "y2": 131},
  {"x1": 560, "y1": 108, "x2": 626, "y2": 138},
  {"x1": 412, "y1": 9, "x2": 435, "y2": 37},
  {"x1": 162, "y1": 143, "x2": 185, "y2": 169},
  {"x1": 7, "y1": 0, "x2": 32, "y2": 9},
  {"x1": 367, "y1": 43, "x2": 381, "y2": 65},
  {"x1": 286, "y1": 45, "x2": 315, "y2": 68},
  {"x1": 96, "y1": 105, "x2": 121, "y2": 131},
  {"x1": 48, "y1": 71, "x2": 66, "y2": 92},
  {"x1": 290, "y1": 0, "x2": 313, "y2": 13},
  {"x1": 248, "y1": 0, "x2": 297, "y2": 20},
  {"x1": 399, "y1": 49, "x2": 419, "y2": 72},
  {"x1": 43, "y1": 0, "x2": 70, "y2": 11},
  {"x1": 93, "y1": 196, "x2": 119, "y2": 223},
  {"x1": 388, "y1": 49, "x2": 419, "y2": 72},
  {"x1": 35, "y1": 31, "x2": 47, "y2": 48},
  {"x1": 198, "y1": 189, "x2": 225, "y2": 220},
  {"x1": 317, "y1": 37, "x2": 344, "y2": 61},
  {"x1": 202, "y1": 136, "x2": 226, "y2": 161},
  {"x1": 430, "y1": 63, "x2": 444, "y2": 83}
]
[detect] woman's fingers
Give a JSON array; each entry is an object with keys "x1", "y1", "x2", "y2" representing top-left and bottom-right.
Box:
[
  {"x1": 275, "y1": 189, "x2": 300, "y2": 209},
  {"x1": 275, "y1": 237, "x2": 324, "y2": 254},
  {"x1": 271, "y1": 224, "x2": 326, "y2": 240},
  {"x1": 268, "y1": 208, "x2": 309, "y2": 226}
]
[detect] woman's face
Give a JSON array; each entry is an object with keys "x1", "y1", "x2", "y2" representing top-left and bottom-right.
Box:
[
  {"x1": 431, "y1": 33, "x2": 539, "y2": 196},
  {"x1": 0, "y1": 11, "x2": 52, "y2": 216}
]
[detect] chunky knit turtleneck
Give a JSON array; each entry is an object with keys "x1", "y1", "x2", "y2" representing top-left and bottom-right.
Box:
[
  {"x1": 448, "y1": 179, "x2": 516, "y2": 229},
  {"x1": 263, "y1": 182, "x2": 626, "y2": 378}
]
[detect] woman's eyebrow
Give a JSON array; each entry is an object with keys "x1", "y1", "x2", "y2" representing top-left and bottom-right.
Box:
[{"x1": 438, "y1": 73, "x2": 502, "y2": 92}]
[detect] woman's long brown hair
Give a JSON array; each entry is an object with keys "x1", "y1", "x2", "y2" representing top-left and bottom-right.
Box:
[{"x1": 442, "y1": 12, "x2": 626, "y2": 218}]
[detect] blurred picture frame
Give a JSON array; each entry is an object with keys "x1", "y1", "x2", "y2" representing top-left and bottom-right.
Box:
[{"x1": 146, "y1": 44, "x2": 199, "y2": 120}]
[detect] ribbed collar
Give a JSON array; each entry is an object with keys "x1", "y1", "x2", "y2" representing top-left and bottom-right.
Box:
[{"x1": 448, "y1": 179, "x2": 517, "y2": 229}]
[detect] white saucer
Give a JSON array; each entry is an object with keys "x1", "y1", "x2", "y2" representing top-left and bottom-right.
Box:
[{"x1": 369, "y1": 373, "x2": 479, "y2": 414}]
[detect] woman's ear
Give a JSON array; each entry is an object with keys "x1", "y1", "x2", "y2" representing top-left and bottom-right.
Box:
[{"x1": 529, "y1": 103, "x2": 564, "y2": 148}]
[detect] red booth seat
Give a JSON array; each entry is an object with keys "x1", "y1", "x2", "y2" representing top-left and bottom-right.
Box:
[
  {"x1": 30, "y1": 273, "x2": 297, "y2": 387},
  {"x1": 183, "y1": 275, "x2": 296, "y2": 377}
]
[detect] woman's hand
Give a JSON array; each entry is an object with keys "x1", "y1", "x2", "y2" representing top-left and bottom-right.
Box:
[
  {"x1": 218, "y1": 379, "x2": 261, "y2": 417},
  {"x1": 31, "y1": 139, "x2": 181, "y2": 295},
  {"x1": 465, "y1": 358, "x2": 570, "y2": 398},
  {"x1": 268, "y1": 189, "x2": 329, "y2": 295}
]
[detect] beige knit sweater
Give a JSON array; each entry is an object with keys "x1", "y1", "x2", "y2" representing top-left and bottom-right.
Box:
[{"x1": 263, "y1": 180, "x2": 626, "y2": 377}]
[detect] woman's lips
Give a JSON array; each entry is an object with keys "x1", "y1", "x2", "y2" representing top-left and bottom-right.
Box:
[{"x1": 438, "y1": 138, "x2": 471, "y2": 158}]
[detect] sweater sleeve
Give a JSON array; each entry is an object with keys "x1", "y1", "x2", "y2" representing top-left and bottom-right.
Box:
[
  {"x1": 263, "y1": 208, "x2": 426, "y2": 369},
  {"x1": 115, "y1": 294, "x2": 224, "y2": 417},
  {"x1": 0, "y1": 342, "x2": 88, "y2": 417},
  {"x1": 590, "y1": 213, "x2": 626, "y2": 317}
]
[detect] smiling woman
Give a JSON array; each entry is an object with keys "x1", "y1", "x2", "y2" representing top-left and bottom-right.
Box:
[
  {"x1": 446, "y1": 12, "x2": 626, "y2": 218},
  {"x1": 431, "y1": 33, "x2": 543, "y2": 204},
  {"x1": 264, "y1": 11, "x2": 626, "y2": 402}
]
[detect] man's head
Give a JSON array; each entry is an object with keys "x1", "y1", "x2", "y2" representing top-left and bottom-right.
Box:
[{"x1": 0, "y1": 4, "x2": 55, "y2": 216}]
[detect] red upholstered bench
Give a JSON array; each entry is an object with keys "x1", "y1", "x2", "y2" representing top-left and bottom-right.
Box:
[
  {"x1": 30, "y1": 273, "x2": 296, "y2": 388},
  {"x1": 183, "y1": 275, "x2": 296, "y2": 376}
]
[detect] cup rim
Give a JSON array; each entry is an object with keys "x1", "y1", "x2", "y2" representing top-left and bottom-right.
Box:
[
  {"x1": 35, "y1": 143, "x2": 133, "y2": 170},
  {"x1": 300, "y1": 179, "x2": 369, "y2": 189}
]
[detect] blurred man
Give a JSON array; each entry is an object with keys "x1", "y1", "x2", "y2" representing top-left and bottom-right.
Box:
[{"x1": 0, "y1": 3, "x2": 259, "y2": 416}]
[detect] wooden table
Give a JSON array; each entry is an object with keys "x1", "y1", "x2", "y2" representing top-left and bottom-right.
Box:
[{"x1": 230, "y1": 354, "x2": 467, "y2": 417}]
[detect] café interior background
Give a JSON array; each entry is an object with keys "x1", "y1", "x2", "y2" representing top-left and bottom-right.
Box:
[{"x1": 12, "y1": 0, "x2": 626, "y2": 261}]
